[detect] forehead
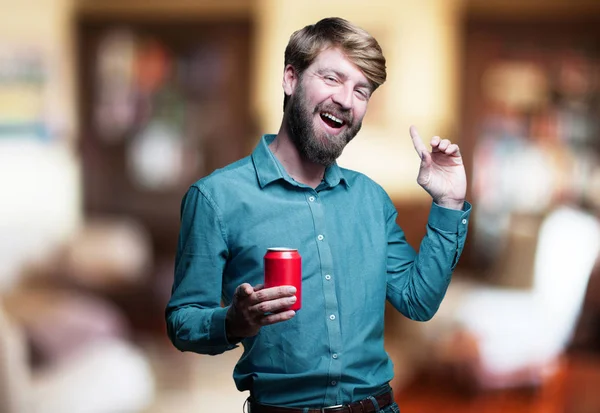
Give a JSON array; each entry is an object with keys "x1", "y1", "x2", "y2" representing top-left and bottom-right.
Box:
[{"x1": 308, "y1": 47, "x2": 369, "y2": 85}]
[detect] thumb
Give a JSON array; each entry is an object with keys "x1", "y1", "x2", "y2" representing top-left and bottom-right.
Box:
[{"x1": 235, "y1": 283, "x2": 254, "y2": 299}]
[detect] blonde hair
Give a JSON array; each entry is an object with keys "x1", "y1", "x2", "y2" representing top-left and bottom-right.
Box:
[{"x1": 283, "y1": 17, "x2": 387, "y2": 109}]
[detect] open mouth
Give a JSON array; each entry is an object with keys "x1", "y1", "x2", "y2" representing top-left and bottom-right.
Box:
[{"x1": 320, "y1": 112, "x2": 346, "y2": 129}]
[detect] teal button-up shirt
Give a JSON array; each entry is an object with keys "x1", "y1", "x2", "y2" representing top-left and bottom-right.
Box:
[{"x1": 166, "y1": 134, "x2": 471, "y2": 407}]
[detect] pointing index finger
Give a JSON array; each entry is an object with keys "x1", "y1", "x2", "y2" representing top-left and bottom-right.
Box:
[{"x1": 409, "y1": 125, "x2": 428, "y2": 159}]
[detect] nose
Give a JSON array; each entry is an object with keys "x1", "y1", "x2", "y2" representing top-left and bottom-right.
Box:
[{"x1": 331, "y1": 85, "x2": 353, "y2": 110}]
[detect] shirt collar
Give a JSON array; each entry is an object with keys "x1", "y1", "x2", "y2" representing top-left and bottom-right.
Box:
[{"x1": 251, "y1": 134, "x2": 349, "y2": 189}]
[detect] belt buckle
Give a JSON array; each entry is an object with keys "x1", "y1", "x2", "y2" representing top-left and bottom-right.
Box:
[{"x1": 321, "y1": 404, "x2": 344, "y2": 412}]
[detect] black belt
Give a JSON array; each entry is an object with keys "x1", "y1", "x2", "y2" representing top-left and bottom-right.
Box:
[{"x1": 248, "y1": 389, "x2": 393, "y2": 413}]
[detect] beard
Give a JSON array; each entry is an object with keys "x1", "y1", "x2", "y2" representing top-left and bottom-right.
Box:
[{"x1": 285, "y1": 82, "x2": 363, "y2": 166}]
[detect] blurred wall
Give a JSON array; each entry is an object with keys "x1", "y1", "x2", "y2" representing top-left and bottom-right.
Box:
[
  {"x1": 0, "y1": 0, "x2": 80, "y2": 291},
  {"x1": 0, "y1": 0, "x2": 77, "y2": 142}
]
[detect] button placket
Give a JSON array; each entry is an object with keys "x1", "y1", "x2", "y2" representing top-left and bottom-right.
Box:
[{"x1": 308, "y1": 191, "x2": 342, "y2": 404}]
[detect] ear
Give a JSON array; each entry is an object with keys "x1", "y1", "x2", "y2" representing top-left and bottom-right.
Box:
[{"x1": 282, "y1": 64, "x2": 299, "y2": 97}]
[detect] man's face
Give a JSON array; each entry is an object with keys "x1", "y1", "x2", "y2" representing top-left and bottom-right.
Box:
[{"x1": 285, "y1": 47, "x2": 372, "y2": 166}]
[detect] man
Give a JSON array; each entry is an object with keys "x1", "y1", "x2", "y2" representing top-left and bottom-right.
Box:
[{"x1": 166, "y1": 17, "x2": 471, "y2": 413}]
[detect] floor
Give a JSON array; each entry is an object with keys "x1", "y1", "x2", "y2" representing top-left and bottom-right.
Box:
[
  {"x1": 140, "y1": 341, "x2": 600, "y2": 413},
  {"x1": 395, "y1": 353, "x2": 600, "y2": 413}
]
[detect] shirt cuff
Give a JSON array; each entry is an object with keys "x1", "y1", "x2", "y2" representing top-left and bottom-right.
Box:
[
  {"x1": 210, "y1": 306, "x2": 239, "y2": 348},
  {"x1": 428, "y1": 201, "x2": 472, "y2": 233}
]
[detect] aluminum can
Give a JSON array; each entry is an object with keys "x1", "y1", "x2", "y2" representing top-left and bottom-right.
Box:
[{"x1": 264, "y1": 248, "x2": 302, "y2": 311}]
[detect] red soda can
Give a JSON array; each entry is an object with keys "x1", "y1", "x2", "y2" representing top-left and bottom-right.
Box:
[{"x1": 264, "y1": 248, "x2": 302, "y2": 311}]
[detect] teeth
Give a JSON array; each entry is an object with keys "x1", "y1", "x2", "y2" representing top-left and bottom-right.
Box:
[{"x1": 322, "y1": 112, "x2": 343, "y2": 125}]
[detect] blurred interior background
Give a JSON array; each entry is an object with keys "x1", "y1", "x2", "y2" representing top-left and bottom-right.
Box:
[{"x1": 1, "y1": 0, "x2": 600, "y2": 412}]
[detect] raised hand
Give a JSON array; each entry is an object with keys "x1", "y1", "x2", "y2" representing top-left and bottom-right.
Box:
[
  {"x1": 409, "y1": 125, "x2": 466, "y2": 210},
  {"x1": 225, "y1": 283, "x2": 297, "y2": 341}
]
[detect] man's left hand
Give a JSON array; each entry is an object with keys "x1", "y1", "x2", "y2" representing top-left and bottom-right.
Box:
[{"x1": 409, "y1": 125, "x2": 466, "y2": 211}]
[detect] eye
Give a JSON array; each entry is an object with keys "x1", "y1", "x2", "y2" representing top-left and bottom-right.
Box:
[
  {"x1": 355, "y1": 89, "x2": 370, "y2": 101},
  {"x1": 324, "y1": 75, "x2": 339, "y2": 85}
]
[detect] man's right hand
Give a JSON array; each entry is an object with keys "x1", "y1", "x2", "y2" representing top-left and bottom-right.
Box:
[{"x1": 225, "y1": 283, "x2": 297, "y2": 342}]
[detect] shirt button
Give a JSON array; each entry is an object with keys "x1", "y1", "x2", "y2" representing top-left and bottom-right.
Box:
[
  {"x1": 309, "y1": 196, "x2": 316, "y2": 202},
  {"x1": 325, "y1": 274, "x2": 331, "y2": 280},
  {"x1": 462, "y1": 219, "x2": 467, "y2": 225},
  {"x1": 329, "y1": 314, "x2": 336, "y2": 320},
  {"x1": 331, "y1": 381, "x2": 337, "y2": 386},
  {"x1": 332, "y1": 354, "x2": 338, "y2": 359},
  {"x1": 317, "y1": 234, "x2": 324, "y2": 241}
]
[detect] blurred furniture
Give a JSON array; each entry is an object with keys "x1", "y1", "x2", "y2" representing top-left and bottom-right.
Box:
[
  {"x1": 59, "y1": 217, "x2": 152, "y2": 291},
  {"x1": 418, "y1": 205, "x2": 600, "y2": 390},
  {"x1": 460, "y1": 16, "x2": 600, "y2": 272},
  {"x1": 571, "y1": 255, "x2": 600, "y2": 353},
  {"x1": 0, "y1": 301, "x2": 155, "y2": 413},
  {"x1": 0, "y1": 212, "x2": 158, "y2": 413},
  {"x1": 0, "y1": 302, "x2": 29, "y2": 413},
  {"x1": 75, "y1": 15, "x2": 255, "y2": 336}
]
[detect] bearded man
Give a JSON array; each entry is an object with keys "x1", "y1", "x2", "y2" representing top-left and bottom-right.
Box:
[{"x1": 166, "y1": 17, "x2": 471, "y2": 413}]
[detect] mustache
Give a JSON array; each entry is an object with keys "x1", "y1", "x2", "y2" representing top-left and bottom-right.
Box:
[{"x1": 314, "y1": 103, "x2": 353, "y2": 125}]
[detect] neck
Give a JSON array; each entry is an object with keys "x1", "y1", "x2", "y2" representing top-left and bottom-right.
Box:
[{"x1": 269, "y1": 123, "x2": 326, "y2": 189}]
